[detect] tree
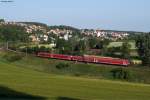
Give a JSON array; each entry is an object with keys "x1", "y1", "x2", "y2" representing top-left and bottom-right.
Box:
[
  {"x1": 0, "y1": 25, "x2": 29, "y2": 42},
  {"x1": 88, "y1": 37, "x2": 98, "y2": 49},
  {"x1": 100, "y1": 39, "x2": 110, "y2": 56},
  {"x1": 111, "y1": 68, "x2": 131, "y2": 80},
  {"x1": 55, "y1": 38, "x2": 72, "y2": 54},
  {"x1": 121, "y1": 42, "x2": 131, "y2": 59},
  {"x1": 136, "y1": 33, "x2": 150, "y2": 66},
  {"x1": 106, "y1": 42, "x2": 131, "y2": 58},
  {"x1": 0, "y1": 19, "x2": 5, "y2": 22},
  {"x1": 106, "y1": 47, "x2": 121, "y2": 57}
]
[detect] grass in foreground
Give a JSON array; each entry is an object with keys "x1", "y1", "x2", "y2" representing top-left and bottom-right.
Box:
[
  {"x1": 0, "y1": 61, "x2": 150, "y2": 100},
  {"x1": 1, "y1": 51, "x2": 150, "y2": 84}
]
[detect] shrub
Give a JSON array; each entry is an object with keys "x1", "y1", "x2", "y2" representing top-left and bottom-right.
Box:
[
  {"x1": 20, "y1": 46, "x2": 51, "y2": 54},
  {"x1": 110, "y1": 68, "x2": 132, "y2": 80},
  {"x1": 3, "y1": 53, "x2": 23, "y2": 62},
  {"x1": 56, "y1": 63, "x2": 70, "y2": 69}
]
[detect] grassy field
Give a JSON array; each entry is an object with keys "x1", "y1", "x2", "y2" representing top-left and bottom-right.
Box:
[
  {"x1": 0, "y1": 60, "x2": 150, "y2": 100},
  {"x1": 108, "y1": 41, "x2": 136, "y2": 50},
  {"x1": 0, "y1": 51, "x2": 150, "y2": 84},
  {"x1": 108, "y1": 41, "x2": 140, "y2": 58}
]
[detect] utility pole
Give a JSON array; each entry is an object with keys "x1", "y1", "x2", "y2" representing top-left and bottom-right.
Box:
[
  {"x1": 6, "y1": 41, "x2": 9, "y2": 50},
  {"x1": 25, "y1": 39, "x2": 28, "y2": 57},
  {"x1": 23, "y1": 42, "x2": 28, "y2": 57}
]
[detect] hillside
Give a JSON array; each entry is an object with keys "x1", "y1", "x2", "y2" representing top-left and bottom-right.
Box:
[
  {"x1": 0, "y1": 60, "x2": 150, "y2": 100},
  {"x1": 0, "y1": 51, "x2": 150, "y2": 84}
]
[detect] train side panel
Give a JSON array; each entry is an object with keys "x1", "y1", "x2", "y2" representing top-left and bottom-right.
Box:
[{"x1": 37, "y1": 52, "x2": 130, "y2": 66}]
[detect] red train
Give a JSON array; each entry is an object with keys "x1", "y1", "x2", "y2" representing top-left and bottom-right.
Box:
[{"x1": 37, "y1": 52, "x2": 130, "y2": 66}]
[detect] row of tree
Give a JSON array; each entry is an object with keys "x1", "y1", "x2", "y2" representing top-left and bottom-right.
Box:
[
  {"x1": 0, "y1": 24, "x2": 29, "y2": 42},
  {"x1": 55, "y1": 34, "x2": 111, "y2": 56},
  {"x1": 106, "y1": 42, "x2": 131, "y2": 59},
  {"x1": 136, "y1": 33, "x2": 150, "y2": 66}
]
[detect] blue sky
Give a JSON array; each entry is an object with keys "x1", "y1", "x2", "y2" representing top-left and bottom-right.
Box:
[{"x1": 0, "y1": 0, "x2": 150, "y2": 32}]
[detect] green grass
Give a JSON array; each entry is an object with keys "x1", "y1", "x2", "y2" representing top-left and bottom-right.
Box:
[
  {"x1": 108, "y1": 41, "x2": 136, "y2": 50},
  {"x1": 108, "y1": 41, "x2": 139, "y2": 57},
  {"x1": 0, "y1": 61, "x2": 150, "y2": 100},
  {"x1": 19, "y1": 44, "x2": 54, "y2": 49},
  {"x1": 0, "y1": 51, "x2": 150, "y2": 84}
]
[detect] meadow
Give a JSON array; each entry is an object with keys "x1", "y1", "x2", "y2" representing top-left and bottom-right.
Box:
[
  {"x1": 0, "y1": 60, "x2": 150, "y2": 100},
  {"x1": 0, "y1": 51, "x2": 150, "y2": 84},
  {"x1": 108, "y1": 41, "x2": 136, "y2": 50}
]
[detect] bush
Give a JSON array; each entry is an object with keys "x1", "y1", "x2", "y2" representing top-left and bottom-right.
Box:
[
  {"x1": 56, "y1": 63, "x2": 70, "y2": 69},
  {"x1": 110, "y1": 68, "x2": 132, "y2": 80},
  {"x1": 3, "y1": 53, "x2": 23, "y2": 62},
  {"x1": 20, "y1": 46, "x2": 51, "y2": 54}
]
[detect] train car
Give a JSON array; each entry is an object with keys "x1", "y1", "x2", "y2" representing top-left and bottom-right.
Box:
[
  {"x1": 37, "y1": 52, "x2": 52, "y2": 58},
  {"x1": 96, "y1": 57, "x2": 130, "y2": 66},
  {"x1": 84, "y1": 55, "x2": 96, "y2": 63},
  {"x1": 50, "y1": 54, "x2": 72, "y2": 60},
  {"x1": 71, "y1": 56, "x2": 84, "y2": 62},
  {"x1": 37, "y1": 52, "x2": 130, "y2": 66},
  {"x1": 96, "y1": 57, "x2": 111, "y2": 64}
]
